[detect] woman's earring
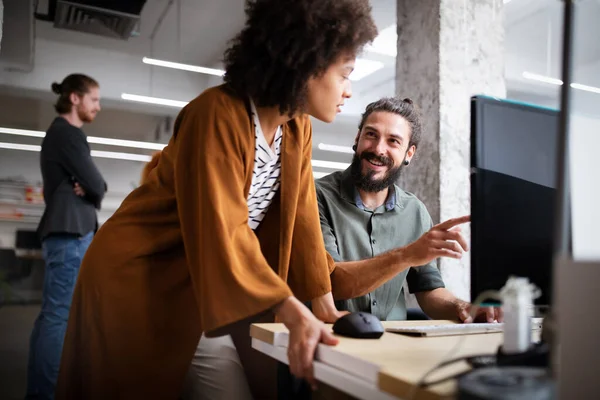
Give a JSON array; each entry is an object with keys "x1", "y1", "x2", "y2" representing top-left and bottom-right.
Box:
[{"x1": 404, "y1": 160, "x2": 410, "y2": 166}]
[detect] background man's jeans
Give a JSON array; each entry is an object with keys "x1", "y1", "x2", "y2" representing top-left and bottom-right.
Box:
[{"x1": 26, "y1": 232, "x2": 93, "y2": 400}]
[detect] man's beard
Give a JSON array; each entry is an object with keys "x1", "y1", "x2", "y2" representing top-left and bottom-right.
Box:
[
  {"x1": 77, "y1": 106, "x2": 95, "y2": 123},
  {"x1": 350, "y1": 151, "x2": 404, "y2": 193}
]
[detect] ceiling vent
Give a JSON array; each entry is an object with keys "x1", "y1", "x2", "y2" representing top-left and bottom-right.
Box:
[{"x1": 53, "y1": 0, "x2": 146, "y2": 40}]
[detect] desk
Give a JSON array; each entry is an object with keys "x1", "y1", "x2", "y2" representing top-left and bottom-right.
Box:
[{"x1": 251, "y1": 320, "x2": 507, "y2": 400}]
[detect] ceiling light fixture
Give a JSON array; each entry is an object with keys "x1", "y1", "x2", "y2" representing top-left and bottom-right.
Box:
[
  {"x1": 0, "y1": 142, "x2": 41, "y2": 152},
  {"x1": 0, "y1": 141, "x2": 153, "y2": 162},
  {"x1": 0, "y1": 127, "x2": 45, "y2": 138},
  {"x1": 311, "y1": 160, "x2": 350, "y2": 170},
  {"x1": 138, "y1": 56, "x2": 381, "y2": 97},
  {"x1": 142, "y1": 57, "x2": 225, "y2": 77},
  {"x1": 313, "y1": 171, "x2": 330, "y2": 179},
  {"x1": 350, "y1": 58, "x2": 385, "y2": 81},
  {"x1": 0, "y1": 127, "x2": 166, "y2": 151},
  {"x1": 90, "y1": 150, "x2": 152, "y2": 162},
  {"x1": 522, "y1": 71, "x2": 563, "y2": 86},
  {"x1": 121, "y1": 93, "x2": 189, "y2": 108},
  {"x1": 88, "y1": 137, "x2": 165, "y2": 150},
  {"x1": 522, "y1": 72, "x2": 600, "y2": 94},
  {"x1": 0, "y1": 141, "x2": 343, "y2": 178},
  {"x1": 1, "y1": 127, "x2": 352, "y2": 170},
  {"x1": 317, "y1": 143, "x2": 354, "y2": 154},
  {"x1": 571, "y1": 82, "x2": 600, "y2": 95}
]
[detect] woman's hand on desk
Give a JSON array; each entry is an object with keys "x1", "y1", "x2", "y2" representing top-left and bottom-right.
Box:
[
  {"x1": 274, "y1": 296, "x2": 339, "y2": 390},
  {"x1": 311, "y1": 292, "x2": 349, "y2": 323}
]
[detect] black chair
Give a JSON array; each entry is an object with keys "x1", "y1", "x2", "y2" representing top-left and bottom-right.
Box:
[{"x1": 407, "y1": 307, "x2": 430, "y2": 321}]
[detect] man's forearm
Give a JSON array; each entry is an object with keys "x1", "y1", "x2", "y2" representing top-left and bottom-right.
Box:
[
  {"x1": 415, "y1": 288, "x2": 464, "y2": 320},
  {"x1": 331, "y1": 249, "x2": 411, "y2": 300}
]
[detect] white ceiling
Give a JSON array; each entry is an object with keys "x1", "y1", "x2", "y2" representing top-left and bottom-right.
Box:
[
  {"x1": 504, "y1": 0, "x2": 600, "y2": 113},
  {"x1": 0, "y1": 0, "x2": 598, "y2": 158},
  {"x1": 32, "y1": 0, "x2": 247, "y2": 67}
]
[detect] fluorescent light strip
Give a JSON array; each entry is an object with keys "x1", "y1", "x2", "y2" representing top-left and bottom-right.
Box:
[
  {"x1": 0, "y1": 142, "x2": 340, "y2": 178},
  {"x1": 522, "y1": 72, "x2": 600, "y2": 94},
  {"x1": 0, "y1": 127, "x2": 45, "y2": 138},
  {"x1": 0, "y1": 128, "x2": 349, "y2": 170},
  {"x1": 311, "y1": 160, "x2": 350, "y2": 170},
  {"x1": 143, "y1": 57, "x2": 225, "y2": 77},
  {"x1": 571, "y1": 83, "x2": 600, "y2": 95},
  {"x1": 132, "y1": 60, "x2": 384, "y2": 106},
  {"x1": 313, "y1": 171, "x2": 330, "y2": 179},
  {"x1": 144, "y1": 54, "x2": 381, "y2": 82},
  {"x1": 0, "y1": 127, "x2": 166, "y2": 151},
  {"x1": 522, "y1": 72, "x2": 563, "y2": 85},
  {"x1": 0, "y1": 142, "x2": 41, "y2": 152},
  {"x1": 121, "y1": 93, "x2": 189, "y2": 108},
  {"x1": 91, "y1": 150, "x2": 152, "y2": 162},
  {"x1": 0, "y1": 141, "x2": 153, "y2": 162},
  {"x1": 318, "y1": 143, "x2": 354, "y2": 154},
  {"x1": 88, "y1": 137, "x2": 165, "y2": 150},
  {"x1": 350, "y1": 58, "x2": 385, "y2": 81}
]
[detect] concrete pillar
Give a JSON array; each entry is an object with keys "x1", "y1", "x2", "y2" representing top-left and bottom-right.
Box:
[{"x1": 396, "y1": 0, "x2": 506, "y2": 300}]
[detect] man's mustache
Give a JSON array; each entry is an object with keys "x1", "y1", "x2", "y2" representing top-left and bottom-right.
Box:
[{"x1": 360, "y1": 152, "x2": 393, "y2": 168}]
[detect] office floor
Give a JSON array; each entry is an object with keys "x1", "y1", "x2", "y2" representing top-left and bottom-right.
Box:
[{"x1": 0, "y1": 305, "x2": 39, "y2": 400}]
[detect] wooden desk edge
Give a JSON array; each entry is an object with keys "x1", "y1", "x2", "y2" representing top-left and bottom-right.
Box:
[
  {"x1": 250, "y1": 321, "x2": 470, "y2": 400},
  {"x1": 250, "y1": 323, "x2": 281, "y2": 345}
]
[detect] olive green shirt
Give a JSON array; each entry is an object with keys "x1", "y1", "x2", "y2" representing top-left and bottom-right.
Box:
[{"x1": 316, "y1": 168, "x2": 445, "y2": 321}]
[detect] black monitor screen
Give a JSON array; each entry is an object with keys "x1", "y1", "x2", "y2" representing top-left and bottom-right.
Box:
[{"x1": 470, "y1": 96, "x2": 559, "y2": 306}]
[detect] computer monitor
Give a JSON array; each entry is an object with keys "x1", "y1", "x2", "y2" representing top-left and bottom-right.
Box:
[{"x1": 470, "y1": 96, "x2": 559, "y2": 306}]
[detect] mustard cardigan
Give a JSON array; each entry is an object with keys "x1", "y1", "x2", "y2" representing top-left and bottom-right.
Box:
[{"x1": 56, "y1": 85, "x2": 332, "y2": 399}]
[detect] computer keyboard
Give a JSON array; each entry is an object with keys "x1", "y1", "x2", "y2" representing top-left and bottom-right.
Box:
[{"x1": 386, "y1": 319, "x2": 543, "y2": 337}]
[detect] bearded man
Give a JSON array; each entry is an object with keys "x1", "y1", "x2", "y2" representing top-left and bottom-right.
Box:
[{"x1": 316, "y1": 97, "x2": 502, "y2": 323}]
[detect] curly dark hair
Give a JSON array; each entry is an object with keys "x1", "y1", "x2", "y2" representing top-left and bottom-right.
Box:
[
  {"x1": 223, "y1": 0, "x2": 377, "y2": 116},
  {"x1": 358, "y1": 97, "x2": 423, "y2": 149}
]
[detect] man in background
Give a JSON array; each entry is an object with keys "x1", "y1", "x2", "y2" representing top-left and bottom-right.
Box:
[{"x1": 27, "y1": 73, "x2": 106, "y2": 399}]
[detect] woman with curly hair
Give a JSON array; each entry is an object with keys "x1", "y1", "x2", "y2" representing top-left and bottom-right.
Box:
[{"x1": 56, "y1": 0, "x2": 377, "y2": 398}]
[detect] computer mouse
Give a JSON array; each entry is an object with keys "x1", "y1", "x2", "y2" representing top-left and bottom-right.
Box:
[{"x1": 332, "y1": 312, "x2": 384, "y2": 339}]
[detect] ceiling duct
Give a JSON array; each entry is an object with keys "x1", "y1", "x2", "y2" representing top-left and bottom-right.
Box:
[{"x1": 52, "y1": 0, "x2": 147, "y2": 40}]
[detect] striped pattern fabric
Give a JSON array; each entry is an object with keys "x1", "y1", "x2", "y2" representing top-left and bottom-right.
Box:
[{"x1": 247, "y1": 99, "x2": 282, "y2": 230}]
